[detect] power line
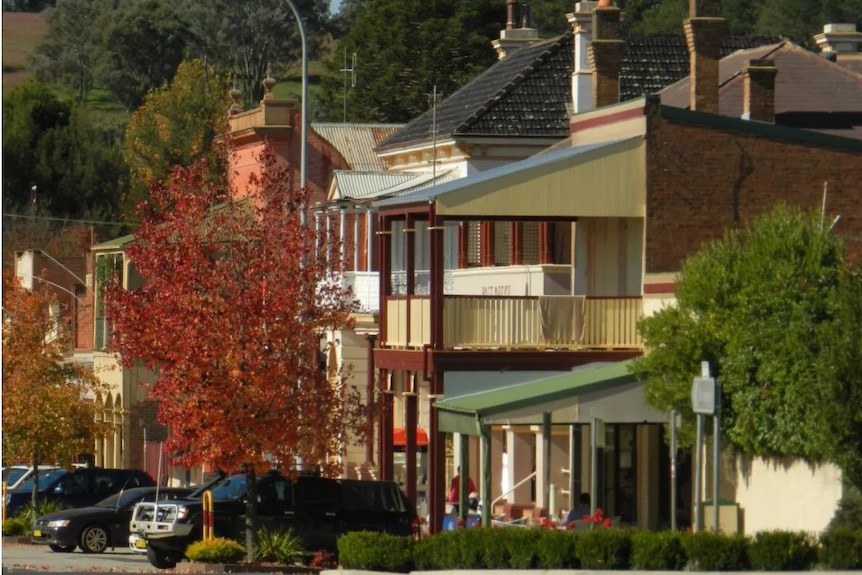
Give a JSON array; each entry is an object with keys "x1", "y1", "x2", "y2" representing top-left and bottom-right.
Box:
[{"x1": 2, "y1": 213, "x2": 136, "y2": 226}]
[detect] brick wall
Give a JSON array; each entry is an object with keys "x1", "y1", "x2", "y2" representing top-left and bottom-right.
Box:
[{"x1": 644, "y1": 114, "x2": 862, "y2": 273}]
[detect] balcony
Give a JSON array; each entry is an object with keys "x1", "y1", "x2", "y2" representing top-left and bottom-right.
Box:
[
  {"x1": 342, "y1": 271, "x2": 380, "y2": 313},
  {"x1": 384, "y1": 295, "x2": 643, "y2": 350}
]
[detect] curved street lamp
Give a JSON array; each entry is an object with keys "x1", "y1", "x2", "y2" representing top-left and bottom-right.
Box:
[{"x1": 283, "y1": 0, "x2": 308, "y2": 227}]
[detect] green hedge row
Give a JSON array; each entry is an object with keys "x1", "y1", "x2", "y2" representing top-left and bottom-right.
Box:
[{"x1": 337, "y1": 527, "x2": 862, "y2": 572}]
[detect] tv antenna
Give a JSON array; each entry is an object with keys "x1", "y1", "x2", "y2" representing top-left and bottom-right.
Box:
[{"x1": 341, "y1": 48, "x2": 356, "y2": 123}]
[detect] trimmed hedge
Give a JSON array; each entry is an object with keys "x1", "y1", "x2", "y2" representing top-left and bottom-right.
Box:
[
  {"x1": 747, "y1": 530, "x2": 818, "y2": 571},
  {"x1": 339, "y1": 525, "x2": 862, "y2": 571},
  {"x1": 632, "y1": 529, "x2": 687, "y2": 570}
]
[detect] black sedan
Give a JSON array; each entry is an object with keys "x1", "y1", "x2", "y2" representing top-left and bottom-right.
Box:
[{"x1": 31, "y1": 486, "x2": 194, "y2": 554}]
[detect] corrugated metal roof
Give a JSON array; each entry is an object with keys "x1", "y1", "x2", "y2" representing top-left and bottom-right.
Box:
[
  {"x1": 330, "y1": 171, "x2": 418, "y2": 200},
  {"x1": 312, "y1": 123, "x2": 404, "y2": 171},
  {"x1": 92, "y1": 234, "x2": 135, "y2": 251},
  {"x1": 330, "y1": 169, "x2": 461, "y2": 202}
]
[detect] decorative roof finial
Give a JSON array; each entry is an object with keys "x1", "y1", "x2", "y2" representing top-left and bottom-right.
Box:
[
  {"x1": 229, "y1": 83, "x2": 243, "y2": 115},
  {"x1": 597, "y1": 0, "x2": 614, "y2": 7},
  {"x1": 263, "y1": 65, "x2": 276, "y2": 100}
]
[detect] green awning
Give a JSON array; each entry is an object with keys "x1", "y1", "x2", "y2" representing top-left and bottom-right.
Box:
[{"x1": 435, "y1": 359, "x2": 665, "y2": 436}]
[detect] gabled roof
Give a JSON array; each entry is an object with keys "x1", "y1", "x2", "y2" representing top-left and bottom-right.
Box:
[
  {"x1": 377, "y1": 33, "x2": 778, "y2": 152},
  {"x1": 621, "y1": 35, "x2": 778, "y2": 100},
  {"x1": 377, "y1": 35, "x2": 575, "y2": 151},
  {"x1": 312, "y1": 123, "x2": 404, "y2": 171},
  {"x1": 659, "y1": 41, "x2": 862, "y2": 139}
]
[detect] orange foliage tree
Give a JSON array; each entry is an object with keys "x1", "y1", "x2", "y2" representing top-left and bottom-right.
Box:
[
  {"x1": 2, "y1": 274, "x2": 110, "y2": 509},
  {"x1": 106, "y1": 142, "x2": 364, "y2": 557}
]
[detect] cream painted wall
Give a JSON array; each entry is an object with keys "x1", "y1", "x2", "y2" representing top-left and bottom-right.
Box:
[
  {"x1": 575, "y1": 217, "x2": 643, "y2": 296},
  {"x1": 733, "y1": 456, "x2": 843, "y2": 534},
  {"x1": 451, "y1": 265, "x2": 572, "y2": 296}
]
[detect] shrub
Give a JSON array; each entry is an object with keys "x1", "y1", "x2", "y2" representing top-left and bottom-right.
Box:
[
  {"x1": 254, "y1": 527, "x2": 305, "y2": 565},
  {"x1": 820, "y1": 526, "x2": 862, "y2": 570},
  {"x1": 826, "y1": 490, "x2": 862, "y2": 532},
  {"x1": 185, "y1": 537, "x2": 246, "y2": 563},
  {"x1": 683, "y1": 531, "x2": 749, "y2": 571},
  {"x1": 576, "y1": 527, "x2": 632, "y2": 569},
  {"x1": 2, "y1": 516, "x2": 28, "y2": 536},
  {"x1": 337, "y1": 531, "x2": 413, "y2": 572},
  {"x1": 475, "y1": 527, "x2": 509, "y2": 568},
  {"x1": 15, "y1": 500, "x2": 64, "y2": 527},
  {"x1": 747, "y1": 530, "x2": 818, "y2": 571},
  {"x1": 631, "y1": 530, "x2": 687, "y2": 570},
  {"x1": 504, "y1": 527, "x2": 542, "y2": 568},
  {"x1": 535, "y1": 528, "x2": 578, "y2": 568}
]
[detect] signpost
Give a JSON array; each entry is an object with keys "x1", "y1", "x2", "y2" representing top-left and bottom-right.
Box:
[{"x1": 691, "y1": 362, "x2": 720, "y2": 533}]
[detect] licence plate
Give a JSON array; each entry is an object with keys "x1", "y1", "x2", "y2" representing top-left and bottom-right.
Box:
[
  {"x1": 33, "y1": 530, "x2": 42, "y2": 537},
  {"x1": 134, "y1": 538, "x2": 147, "y2": 549}
]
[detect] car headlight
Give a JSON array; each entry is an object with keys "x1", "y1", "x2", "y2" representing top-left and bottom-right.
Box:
[
  {"x1": 4, "y1": 494, "x2": 10, "y2": 505},
  {"x1": 177, "y1": 506, "x2": 190, "y2": 521},
  {"x1": 47, "y1": 520, "x2": 70, "y2": 528}
]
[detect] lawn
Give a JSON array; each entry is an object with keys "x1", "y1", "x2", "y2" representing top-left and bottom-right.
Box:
[{"x1": 2, "y1": 11, "x2": 48, "y2": 93}]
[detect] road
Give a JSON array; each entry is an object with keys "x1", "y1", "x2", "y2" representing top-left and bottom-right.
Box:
[{"x1": 2, "y1": 537, "x2": 162, "y2": 573}]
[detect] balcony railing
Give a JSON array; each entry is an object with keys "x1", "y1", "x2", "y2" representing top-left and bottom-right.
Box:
[
  {"x1": 342, "y1": 271, "x2": 380, "y2": 313},
  {"x1": 384, "y1": 295, "x2": 643, "y2": 350}
]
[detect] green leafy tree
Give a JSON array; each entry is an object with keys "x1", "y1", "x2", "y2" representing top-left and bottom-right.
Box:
[
  {"x1": 123, "y1": 59, "x2": 231, "y2": 217},
  {"x1": 2, "y1": 82, "x2": 128, "y2": 220},
  {"x1": 97, "y1": 0, "x2": 190, "y2": 111},
  {"x1": 31, "y1": 0, "x2": 108, "y2": 103},
  {"x1": 318, "y1": 0, "x2": 505, "y2": 123},
  {"x1": 2, "y1": 274, "x2": 111, "y2": 506},
  {"x1": 633, "y1": 205, "x2": 862, "y2": 489},
  {"x1": 168, "y1": 0, "x2": 330, "y2": 106}
]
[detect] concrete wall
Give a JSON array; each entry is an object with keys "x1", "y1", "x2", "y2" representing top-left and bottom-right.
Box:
[{"x1": 733, "y1": 455, "x2": 843, "y2": 534}]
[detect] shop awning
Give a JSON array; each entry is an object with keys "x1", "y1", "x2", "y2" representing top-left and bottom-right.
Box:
[
  {"x1": 393, "y1": 427, "x2": 429, "y2": 446},
  {"x1": 435, "y1": 360, "x2": 667, "y2": 436}
]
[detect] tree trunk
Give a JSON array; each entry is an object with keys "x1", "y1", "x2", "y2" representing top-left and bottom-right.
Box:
[{"x1": 244, "y1": 468, "x2": 258, "y2": 563}]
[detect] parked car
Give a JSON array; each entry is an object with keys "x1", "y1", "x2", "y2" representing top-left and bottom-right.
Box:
[
  {"x1": 31, "y1": 486, "x2": 194, "y2": 553},
  {"x1": 2, "y1": 465, "x2": 61, "y2": 490},
  {"x1": 130, "y1": 470, "x2": 416, "y2": 569},
  {"x1": 4, "y1": 467, "x2": 155, "y2": 518}
]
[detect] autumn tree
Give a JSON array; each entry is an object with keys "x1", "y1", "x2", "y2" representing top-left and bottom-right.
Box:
[
  {"x1": 123, "y1": 59, "x2": 231, "y2": 218},
  {"x1": 632, "y1": 205, "x2": 862, "y2": 489},
  {"x1": 106, "y1": 142, "x2": 364, "y2": 560},
  {"x1": 2, "y1": 274, "x2": 110, "y2": 508}
]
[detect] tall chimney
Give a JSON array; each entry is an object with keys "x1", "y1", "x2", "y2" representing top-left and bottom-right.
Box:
[
  {"x1": 814, "y1": 23, "x2": 862, "y2": 60},
  {"x1": 568, "y1": 1, "x2": 599, "y2": 114},
  {"x1": 742, "y1": 59, "x2": 777, "y2": 123},
  {"x1": 588, "y1": 1, "x2": 625, "y2": 108},
  {"x1": 683, "y1": 0, "x2": 728, "y2": 113}
]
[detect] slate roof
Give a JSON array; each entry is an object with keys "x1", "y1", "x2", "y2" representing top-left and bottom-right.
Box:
[
  {"x1": 620, "y1": 34, "x2": 779, "y2": 100},
  {"x1": 378, "y1": 33, "x2": 779, "y2": 152},
  {"x1": 377, "y1": 35, "x2": 575, "y2": 151},
  {"x1": 660, "y1": 42, "x2": 862, "y2": 140}
]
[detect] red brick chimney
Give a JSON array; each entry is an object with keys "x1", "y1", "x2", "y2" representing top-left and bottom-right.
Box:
[
  {"x1": 742, "y1": 59, "x2": 777, "y2": 123},
  {"x1": 588, "y1": 2, "x2": 625, "y2": 108},
  {"x1": 683, "y1": 0, "x2": 728, "y2": 113}
]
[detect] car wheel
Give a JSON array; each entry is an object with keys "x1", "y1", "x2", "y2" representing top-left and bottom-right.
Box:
[
  {"x1": 146, "y1": 545, "x2": 178, "y2": 569},
  {"x1": 48, "y1": 544, "x2": 76, "y2": 553},
  {"x1": 79, "y1": 525, "x2": 109, "y2": 553}
]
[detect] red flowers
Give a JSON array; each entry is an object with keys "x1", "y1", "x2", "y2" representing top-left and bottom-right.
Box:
[{"x1": 581, "y1": 508, "x2": 613, "y2": 528}]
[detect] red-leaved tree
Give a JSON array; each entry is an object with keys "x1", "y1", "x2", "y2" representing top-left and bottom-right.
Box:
[{"x1": 106, "y1": 142, "x2": 364, "y2": 559}]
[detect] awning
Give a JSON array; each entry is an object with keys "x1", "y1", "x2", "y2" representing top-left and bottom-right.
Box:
[
  {"x1": 393, "y1": 427, "x2": 429, "y2": 446},
  {"x1": 435, "y1": 360, "x2": 667, "y2": 436}
]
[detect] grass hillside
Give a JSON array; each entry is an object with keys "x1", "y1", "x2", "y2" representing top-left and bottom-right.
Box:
[{"x1": 2, "y1": 11, "x2": 48, "y2": 93}]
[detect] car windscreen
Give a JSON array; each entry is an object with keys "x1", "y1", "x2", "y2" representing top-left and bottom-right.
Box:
[
  {"x1": 15, "y1": 468, "x2": 67, "y2": 491},
  {"x1": 209, "y1": 475, "x2": 248, "y2": 501},
  {"x1": 4, "y1": 467, "x2": 28, "y2": 486}
]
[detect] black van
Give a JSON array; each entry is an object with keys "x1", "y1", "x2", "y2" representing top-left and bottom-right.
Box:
[
  {"x1": 131, "y1": 471, "x2": 415, "y2": 568},
  {"x1": 4, "y1": 467, "x2": 155, "y2": 517}
]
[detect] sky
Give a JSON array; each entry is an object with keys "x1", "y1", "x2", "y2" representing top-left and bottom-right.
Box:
[{"x1": 329, "y1": 0, "x2": 342, "y2": 15}]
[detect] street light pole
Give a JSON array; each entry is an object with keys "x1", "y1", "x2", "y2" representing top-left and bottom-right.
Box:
[{"x1": 283, "y1": 0, "x2": 308, "y2": 227}]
